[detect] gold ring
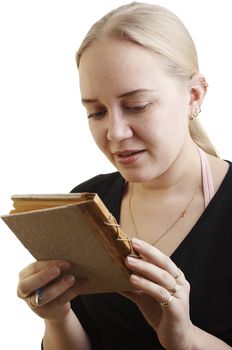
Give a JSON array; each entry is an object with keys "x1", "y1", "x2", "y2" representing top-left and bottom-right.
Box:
[
  {"x1": 174, "y1": 268, "x2": 182, "y2": 279},
  {"x1": 160, "y1": 295, "x2": 173, "y2": 307},
  {"x1": 29, "y1": 289, "x2": 43, "y2": 309},
  {"x1": 169, "y1": 284, "x2": 180, "y2": 295}
]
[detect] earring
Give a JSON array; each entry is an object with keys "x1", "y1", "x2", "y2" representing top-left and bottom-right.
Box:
[
  {"x1": 200, "y1": 79, "x2": 208, "y2": 89},
  {"x1": 190, "y1": 107, "x2": 201, "y2": 121}
]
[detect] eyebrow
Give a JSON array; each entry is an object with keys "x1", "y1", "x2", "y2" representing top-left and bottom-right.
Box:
[{"x1": 81, "y1": 89, "x2": 156, "y2": 105}]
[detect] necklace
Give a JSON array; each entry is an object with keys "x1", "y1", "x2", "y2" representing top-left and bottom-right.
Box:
[{"x1": 128, "y1": 182, "x2": 200, "y2": 246}]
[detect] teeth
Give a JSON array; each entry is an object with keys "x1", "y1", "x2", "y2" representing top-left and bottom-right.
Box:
[{"x1": 121, "y1": 152, "x2": 134, "y2": 156}]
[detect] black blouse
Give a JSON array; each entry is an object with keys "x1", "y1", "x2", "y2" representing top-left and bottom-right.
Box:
[{"x1": 70, "y1": 165, "x2": 232, "y2": 349}]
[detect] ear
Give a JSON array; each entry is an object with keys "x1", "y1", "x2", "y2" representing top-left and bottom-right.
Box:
[{"x1": 188, "y1": 73, "x2": 208, "y2": 114}]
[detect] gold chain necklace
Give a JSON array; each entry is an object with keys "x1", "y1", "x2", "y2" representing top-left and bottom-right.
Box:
[{"x1": 128, "y1": 182, "x2": 200, "y2": 246}]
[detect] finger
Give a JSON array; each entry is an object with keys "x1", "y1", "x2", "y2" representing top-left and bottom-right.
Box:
[
  {"x1": 132, "y1": 238, "x2": 182, "y2": 279},
  {"x1": 55, "y1": 279, "x2": 88, "y2": 306},
  {"x1": 18, "y1": 264, "x2": 62, "y2": 298},
  {"x1": 29, "y1": 274, "x2": 76, "y2": 308},
  {"x1": 33, "y1": 278, "x2": 88, "y2": 312},
  {"x1": 126, "y1": 256, "x2": 177, "y2": 292},
  {"x1": 19, "y1": 260, "x2": 70, "y2": 279},
  {"x1": 129, "y1": 273, "x2": 173, "y2": 304},
  {"x1": 29, "y1": 279, "x2": 88, "y2": 319}
]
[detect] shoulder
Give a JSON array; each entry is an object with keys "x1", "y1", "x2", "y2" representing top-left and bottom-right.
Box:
[
  {"x1": 70, "y1": 171, "x2": 124, "y2": 195},
  {"x1": 208, "y1": 155, "x2": 232, "y2": 193}
]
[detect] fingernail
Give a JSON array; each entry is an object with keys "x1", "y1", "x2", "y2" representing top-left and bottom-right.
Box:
[
  {"x1": 130, "y1": 274, "x2": 141, "y2": 282},
  {"x1": 49, "y1": 266, "x2": 60, "y2": 277},
  {"x1": 132, "y1": 238, "x2": 141, "y2": 248},
  {"x1": 64, "y1": 275, "x2": 75, "y2": 286},
  {"x1": 58, "y1": 261, "x2": 70, "y2": 270},
  {"x1": 127, "y1": 256, "x2": 138, "y2": 264}
]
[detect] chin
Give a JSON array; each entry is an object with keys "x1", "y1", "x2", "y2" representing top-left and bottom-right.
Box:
[{"x1": 118, "y1": 168, "x2": 158, "y2": 183}]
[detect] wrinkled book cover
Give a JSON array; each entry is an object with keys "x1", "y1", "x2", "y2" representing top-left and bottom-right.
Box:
[{"x1": 1, "y1": 193, "x2": 137, "y2": 293}]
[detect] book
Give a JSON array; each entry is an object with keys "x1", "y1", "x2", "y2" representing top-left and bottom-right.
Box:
[{"x1": 1, "y1": 193, "x2": 138, "y2": 294}]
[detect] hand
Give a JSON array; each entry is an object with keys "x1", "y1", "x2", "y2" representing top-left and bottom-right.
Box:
[
  {"x1": 122, "y1": 238, "x2": 195, "y2": 350},
  {"x1": 17, "y1": 260, "x2": 85, "y2": 323}
]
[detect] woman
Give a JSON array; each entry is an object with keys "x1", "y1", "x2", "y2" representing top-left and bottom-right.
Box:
[{"x1": 17, "y1": 2, "x2": 232, "y2": 349}]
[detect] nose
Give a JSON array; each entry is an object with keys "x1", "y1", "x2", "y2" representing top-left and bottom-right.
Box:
[{"x1": 106, "y1": 112, "x2": 133, "y2": 142}]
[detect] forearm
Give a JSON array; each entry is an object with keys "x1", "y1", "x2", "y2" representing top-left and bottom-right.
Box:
[
  {"x1": 43, "y1": 309, "x2": 92, "y2": 350},
  {"x1": 191, "y1": 325, "x2": 231, "y2": 350}
]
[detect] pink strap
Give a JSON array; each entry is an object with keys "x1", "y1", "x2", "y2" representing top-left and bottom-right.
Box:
[{"x1": 198, "y1": 147, "x2": 215, "y2": 208}]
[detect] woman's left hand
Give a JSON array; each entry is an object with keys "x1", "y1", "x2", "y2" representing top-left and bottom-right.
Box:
[{"x1": 122, "y1": 238, "x2": 195, "y2": 350}]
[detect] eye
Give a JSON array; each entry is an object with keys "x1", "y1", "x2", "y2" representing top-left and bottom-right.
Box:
[
  {"x1": 125, "y1": 103, "x2": 151, "y2": 113},
  {"x1": 87, "y1": 111, "x2": 107, "y2": 119}
]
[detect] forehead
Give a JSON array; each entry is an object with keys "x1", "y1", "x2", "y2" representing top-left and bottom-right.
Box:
[{"x1": 78, "y1": 38, "x2": 177, "y2": 98}]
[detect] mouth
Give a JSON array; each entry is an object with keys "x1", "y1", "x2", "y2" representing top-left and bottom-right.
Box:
[
  {"x1": 115, "y1": 149, "x2": 144, "y2": 156},
  {"x1": 113, "y1": 149, "x2": 145, "y2": 165}
]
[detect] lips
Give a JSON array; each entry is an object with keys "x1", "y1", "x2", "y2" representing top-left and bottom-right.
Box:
[
  {"x1": 113, "y1": 149, "x2": 145, "y2": 165},
  {"x1": 116, "y1": 150, "x2": 141, "y2": 156}
]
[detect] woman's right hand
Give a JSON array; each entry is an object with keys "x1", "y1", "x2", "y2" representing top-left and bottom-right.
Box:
[{"x1": 17, "y1": 260, "x2": 84, "y2": 323}]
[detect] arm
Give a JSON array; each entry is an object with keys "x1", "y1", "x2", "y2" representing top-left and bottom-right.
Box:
[
  {"x1": 43, "y1": 309, "x2": 91, "y2": 350},
  {"x1": 191, "y1": 326, "x2": 231, "y2": 350}
]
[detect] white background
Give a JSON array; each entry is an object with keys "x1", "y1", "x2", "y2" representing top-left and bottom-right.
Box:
[{"x1": 0, "y1": 0, "x2": 231, "y2": 348}]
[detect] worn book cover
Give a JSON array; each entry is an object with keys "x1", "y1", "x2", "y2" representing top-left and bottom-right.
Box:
[{"x1": 1, "y1": 193, "x2": 136, "y2": 294}]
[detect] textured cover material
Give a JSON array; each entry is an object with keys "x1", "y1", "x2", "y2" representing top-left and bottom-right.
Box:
[{"x1": 1, "y1": 194, "x2": 135, "y2": 294}]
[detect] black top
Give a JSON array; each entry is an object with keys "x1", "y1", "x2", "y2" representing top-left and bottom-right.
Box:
[{"x1": 70, "y1": 165, "x2": 232, "y2": 349}]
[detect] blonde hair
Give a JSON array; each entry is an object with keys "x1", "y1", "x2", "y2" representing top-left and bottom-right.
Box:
[{"x1": 76, "y1": 2, "x2": 218, "y2": 157}]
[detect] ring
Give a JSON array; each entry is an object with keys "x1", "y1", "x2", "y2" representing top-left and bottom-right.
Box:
[
  {"x1": 160, "y1": 295, "x2": 173, "y2": 307},
  {"x1": 174, "y1": 268, "x2": 182, "y2": 279},
  {"x1": 29, "y1": 288, "x2": 43, "y2": 309},
  {"x1": 169, "y1": 284, "x2": 180, "y2": 295}
]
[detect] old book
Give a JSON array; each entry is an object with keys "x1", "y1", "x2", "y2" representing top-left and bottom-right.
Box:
[{"x1": 1, "y1": 193, "x2": 137, "y2": 294}]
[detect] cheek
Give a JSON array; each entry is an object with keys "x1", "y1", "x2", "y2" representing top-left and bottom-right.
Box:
[
  {"x1": 135, "y1": 113, "x2": 165, "y2": 145},
  {"x1": 88, "y1": 122, "x2": 108, "y2": 153},
  {"x1": 137, "y1": 107, "x2": 188, "y2": 150}
]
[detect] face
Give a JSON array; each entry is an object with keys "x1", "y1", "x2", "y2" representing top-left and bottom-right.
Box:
[{"x1": 79, "y1": 38, "x2": 192, "y2": 183}]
